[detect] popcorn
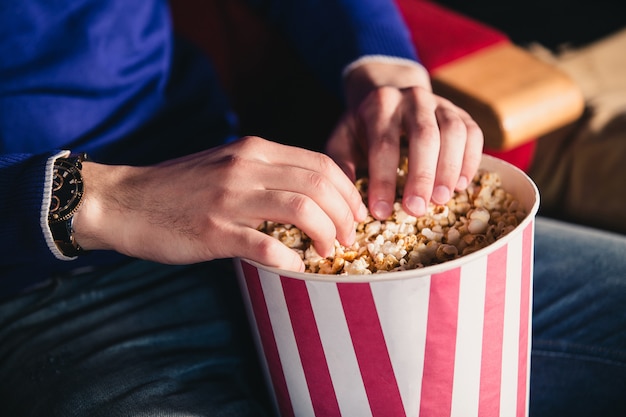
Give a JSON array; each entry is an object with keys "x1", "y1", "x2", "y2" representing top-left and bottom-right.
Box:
[{"x1": 260, "y1": 166, "x2": 526, "y2": 275}]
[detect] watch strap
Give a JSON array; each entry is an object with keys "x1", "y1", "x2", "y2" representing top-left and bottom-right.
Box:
[{"x1": 50, "y1": 217, "x2": 87, "y2": 257}]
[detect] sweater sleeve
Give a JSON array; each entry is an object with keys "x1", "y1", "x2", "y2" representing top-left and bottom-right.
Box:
[
  {"x1": 0, "y1": 151, "x2": 69, "y2": 262},
  {"x1": 243, "y1": 0, "x2": 420, "y2": 96},
  {"x1": 0, "y1": 151, "x2": 72, "y2": 289}
]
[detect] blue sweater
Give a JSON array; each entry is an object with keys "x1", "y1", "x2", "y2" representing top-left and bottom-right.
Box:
[{"x1": 0, "y1": 0, "x2": 418, "y2": 295}]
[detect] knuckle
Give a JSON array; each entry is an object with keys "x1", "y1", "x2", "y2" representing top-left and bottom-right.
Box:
[
  {"x1": 406, "y1": 86, "x2": 436, "y2": 108},
  {"x1": 413, "y1": 125, "x2": 440, "y2": 146},
  {"x1": 234, "y1": 136, "x2": 266, "y2": 155},
  {"x1": 306, "y1": 171, "x2": 329, "y2": 195},
  {"x1": 238, "y1": 135, "x2": 264, "y2": 148},
  {"x1": 255, "y1": 235, "x2": 283, "y2": 261},
  {"x1": 412, "y1": 169, "x2": 436, "y2": 186},
  {"x1": 369, "y1": 85, "x2": 401, "y2": 103},
  {"x1": 286, "y1": 194, "x2": 315, "y2": 217},
  {"x1": 467, "y1": 124, "x2": 485, "y2": 147},
  {"x1": 359, "y1": 87, "x2": 402, "y2": 117},
  {"x1": 313, "y1": 152, "x2": 336, "y2": 174},
  {"x1": 441, "y1": 114, "x2": 466, "y2": 136}
]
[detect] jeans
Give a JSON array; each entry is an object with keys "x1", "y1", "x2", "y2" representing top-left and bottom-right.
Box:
[
  {"x1": 0, "y1": 259, "x2": 270, "y2": 417},
  {"x1": 1, "y1": 217, "x2": 625, "y2": 416},
  {"x1": 530, "y1": 217, "x2": 626, "y2": 416}
]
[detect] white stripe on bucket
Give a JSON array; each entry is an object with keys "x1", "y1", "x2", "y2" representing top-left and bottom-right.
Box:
[
  {"x1": 451, "y1": 256, "x2": 488, "y2": 417},
  {"x1": 307, "y1": 280, "x2": 373, "y2": 417},
  {"x1": 371, "y1": 275, "x2": 432, "y2": 416}
]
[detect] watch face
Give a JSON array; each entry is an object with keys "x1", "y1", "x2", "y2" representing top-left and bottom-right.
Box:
[{"x1": 49, "y1": 158, "x2": 84, "y2": 222}]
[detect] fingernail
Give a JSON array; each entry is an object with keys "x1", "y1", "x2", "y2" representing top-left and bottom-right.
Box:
[
  {"x1": 432, "y1": 185, "x2": 451, "y2": 204},
  {"x1": 405, "y1": 195, "x2": 426, "y2": 216},
  {"x1": 456, "y1": 175, "x2": 468, "y2": 190},
  {"x1": 371, "y1": 200, "x2": 392, "y2": 220}
]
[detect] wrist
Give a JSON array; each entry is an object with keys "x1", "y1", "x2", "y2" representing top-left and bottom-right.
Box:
[
  {"x1": 343, "y1": 60, "x2": 431, "y2": 109},
  {"x1": 70, "y1": 161, "x2": 120, "y2": 253},
  {"x1": 72, "y1": 161, "x2": 148, "y2": 257}
]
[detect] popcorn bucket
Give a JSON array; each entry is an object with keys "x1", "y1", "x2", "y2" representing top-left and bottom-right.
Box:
[{"x1": 235, "y1": 154, "x2": 540, "y2": 417}]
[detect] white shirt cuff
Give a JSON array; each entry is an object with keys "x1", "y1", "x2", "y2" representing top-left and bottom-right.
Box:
[{"x1": 342, "y1": 55, "x2": 430, "y2": 80}]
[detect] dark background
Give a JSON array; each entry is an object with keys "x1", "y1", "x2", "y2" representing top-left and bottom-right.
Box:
[{"x1": 438, "y1": 0, "x2": 625, "y2": 50}]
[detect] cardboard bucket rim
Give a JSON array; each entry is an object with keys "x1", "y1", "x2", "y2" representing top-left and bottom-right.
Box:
[{"x1": 239, "y1": 153, "x2": 540, "y2": 283}]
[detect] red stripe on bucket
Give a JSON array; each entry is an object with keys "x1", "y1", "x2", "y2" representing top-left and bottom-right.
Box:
[
  {"x1": 420, "y1": 268, "x2": 461, "y2": 417},
  {"x1": 241, "y1": 262, "x2": 295, "y2": 417},
  {"x1": 478, "y1": 243, "x2": 508, "y2": 416},
  {"x1": 517, "y1": 223, "x2": 533, "y2": 416},
  {"x1": 338, "y1": 282, "x2": 406, "y2": 417},
  {"x1": 281, "y1": 277, "x2": 341, "y2": 416}
]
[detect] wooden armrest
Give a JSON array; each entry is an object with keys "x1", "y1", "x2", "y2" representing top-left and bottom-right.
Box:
[
  {"x1": 431, "y1": 41, "x2": 585, "y2": 150},
  {"x1": 397, "y1": 0, "x2": 585, "y2": 151}
]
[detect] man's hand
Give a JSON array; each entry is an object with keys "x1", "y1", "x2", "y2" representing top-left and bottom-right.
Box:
[
  {"x1": 326, "y1": 60, "x2": 484, "y2": 220},
  {"x1": 72, "y1": 137, "x2": 368, "y2": 272}
]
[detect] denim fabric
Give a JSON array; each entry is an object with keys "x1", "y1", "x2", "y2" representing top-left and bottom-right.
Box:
[
  {"x1": 530, "y1": 217, "x2": 626, "y2": 416},
  {"x1": 0, "y1": 259, "x2": 271, "y2": 417},
  {"x1": 1, "y1": 217, "x2": 624, "y2": 416}
]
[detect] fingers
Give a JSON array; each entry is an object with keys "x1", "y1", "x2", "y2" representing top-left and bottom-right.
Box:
[
  {"x1": 230, "y1": 137, "x2": 367, "y2": 257},
  {"x1": 454, "y1": 109, "x2": 484, "y2": 190},
  {"x1": 221, "y1": 185, "x2": 351, "y2": 268},
  {"x1": 402, "y1": 95, "x2": 483, "y2": 214},
  {"x1": 402, "y1": 88, "x2": 440, "y2": 215},
  {"x1": 245, "y1": 187, "x2": 350, "y2": 258},
  {"x1": 241, "y1": 138, "x2": 367, "y2": 226},
  {"x1": 238, "y1": 227, "x2": 306, "y2": 272},
  {"x1": 357, "y1": 87, "x2": 404, "y2": 220},
  {"x1": 324, "y1": 115, "x2": 361, "y2": 183},
  {"x1": 431, "y1": 100, "x2": 483, "y2": 197},
  {"x1": 351, "y1": 87, "x2": 484, "y2": 219}
]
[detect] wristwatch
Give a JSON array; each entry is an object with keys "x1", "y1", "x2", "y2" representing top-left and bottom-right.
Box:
[{"x1": 48, "y1": 153, "x2": 88, "y2": 257}]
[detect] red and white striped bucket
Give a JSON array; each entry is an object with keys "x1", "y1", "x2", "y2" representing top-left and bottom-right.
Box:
[{"x1": 235, "y1": 155, "x2": 540, "y2": 417}]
